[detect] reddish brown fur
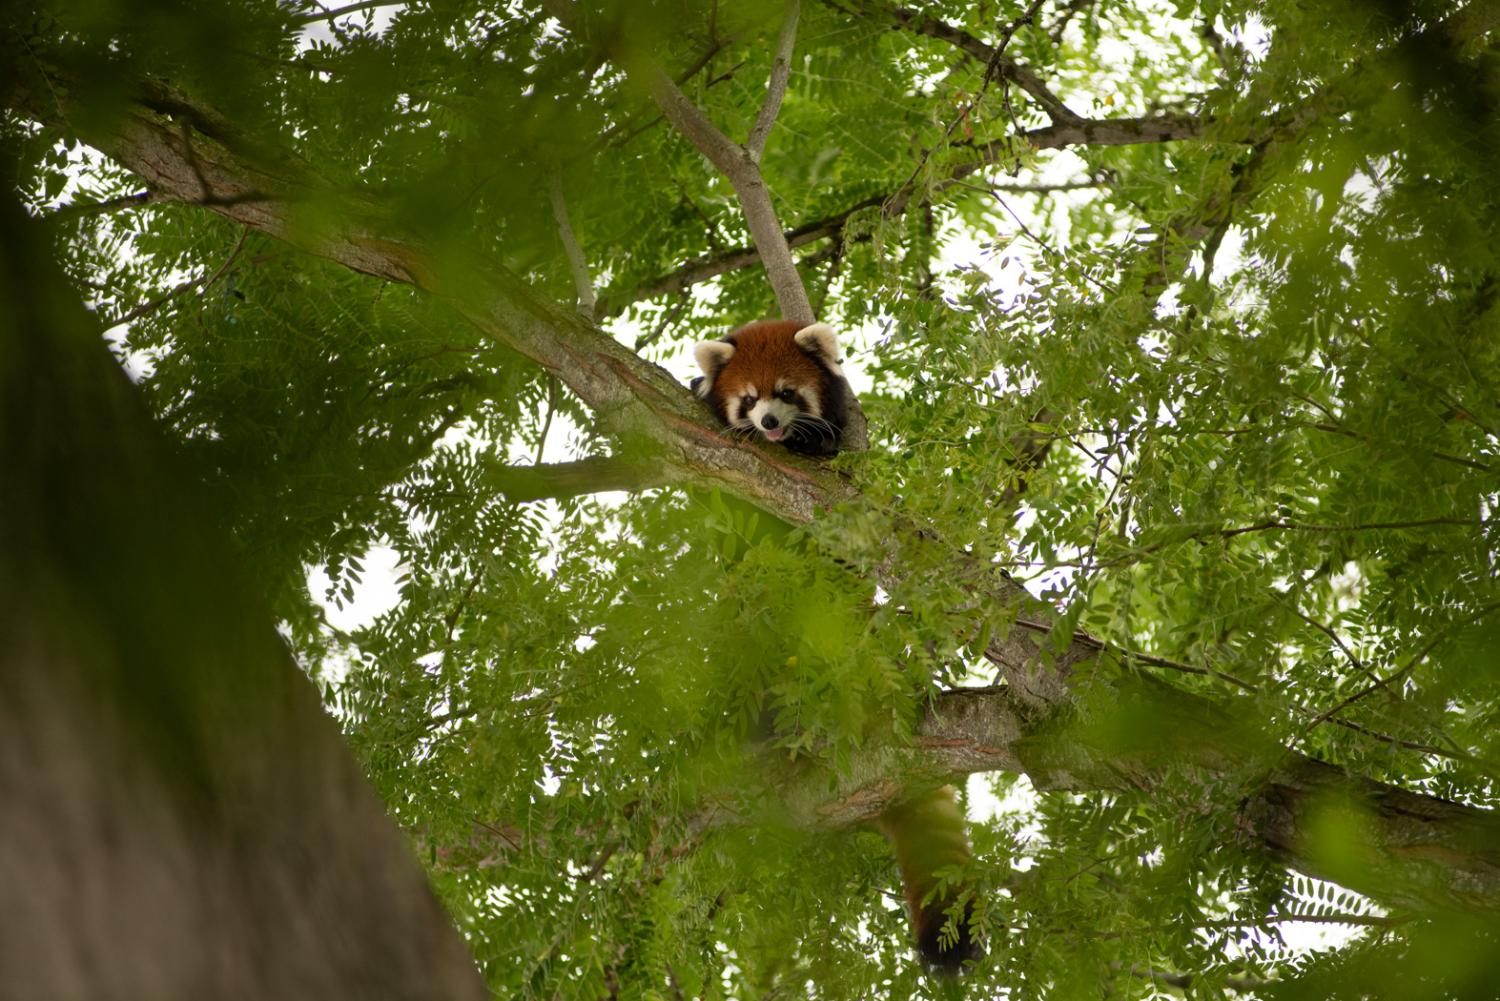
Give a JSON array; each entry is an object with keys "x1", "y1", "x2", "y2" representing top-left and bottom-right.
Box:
[
  {"x1": 876, "y1": 786, "x2": 984, "y2": 973},
  {"x1": 695, "y1": 319, "x2": 848, "y2": 455},
  {"x1": 706, "y1": 320, "x2": 830, "y2": 407}
]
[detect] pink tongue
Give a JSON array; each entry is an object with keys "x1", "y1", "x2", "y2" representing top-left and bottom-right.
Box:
[{"x1": 764, "y1": 427, "x2": 786, "y2": 441}]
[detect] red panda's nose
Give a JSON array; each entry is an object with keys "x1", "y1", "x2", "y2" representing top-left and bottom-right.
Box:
[{"x1": 761, "y1": 415, "x2": 779, "y2": 430}]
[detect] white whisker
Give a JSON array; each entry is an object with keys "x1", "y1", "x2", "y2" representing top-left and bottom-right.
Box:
[{"x1": 791, "y1": 413, "x2": 838, "y2": 443}]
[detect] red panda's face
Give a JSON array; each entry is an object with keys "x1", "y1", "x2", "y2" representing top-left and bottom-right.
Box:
[
  {"x1": 721, "y1": 377, "x2": 822, "y2": 443},
  {"x1": 693, "y1": 321, "x2": 846, "y2": 452}
]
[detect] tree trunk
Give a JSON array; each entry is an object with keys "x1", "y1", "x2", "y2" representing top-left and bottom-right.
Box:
[{"x1": 0, "y1": 197, "x2": 485, "y2": 1001}]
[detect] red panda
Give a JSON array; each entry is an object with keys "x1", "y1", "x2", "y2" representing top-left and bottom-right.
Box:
[
  {"x1": 697, "y1": 323, "x2": 980, "y2": 969},
  {"x1": 692, "y1": 320, "x2": 849, "y2": 456},
  {"x1": 876, "y1": 786, "x2": 985, "y2": 973}
]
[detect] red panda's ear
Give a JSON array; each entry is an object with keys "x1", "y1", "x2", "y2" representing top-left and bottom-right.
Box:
[
  {"x1": 793, "y1": 322, "x2": 843, "y2": 375},
  {"x1": 693, "y1": 340, "x2": 736, "y2": 396}
]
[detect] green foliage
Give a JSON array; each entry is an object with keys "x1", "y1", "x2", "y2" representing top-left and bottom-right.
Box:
[{"x1": 12, "y1": 0, "x2": 1500, "y2": 996}]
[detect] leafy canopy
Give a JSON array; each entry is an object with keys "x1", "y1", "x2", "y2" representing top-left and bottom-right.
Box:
[{"x1": 9, "y1": 0, "x2": 1500, "y2": 997}]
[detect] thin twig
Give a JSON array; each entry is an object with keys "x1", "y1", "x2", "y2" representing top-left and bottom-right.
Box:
[
  {"x1": 547, "y1": 171, "x2": 596, "y2": 320},
  {"x1": 633, "y1": 291, "x2": 691, "y2": 352},
  {"x1": 103, "y1": 225, "x2": 250, "y2": 328},
  {"x1": 599, "y1": 33, "x2": 743, "y2": 149},
  {"x1": 1009, "y1": 617, "x2": 1258, "y2": 693},
  {"x1": 882, "y1": 0, "x2": 1047, "y2": 223},
  {"x1": 1320, "y1": 715, "x2": 1476, "y2": 764},
  {"x1": 290, "y1": 0, "x2": 403, "y2": 25},
  {"x1": 46, "y1": 190, "x2": 160, "y2": 222},
  {"x1": 849, "y1": 0, "x2": 1080, "y2": 124},
  {"x1": 1220, "y1": 517, "x2": 1483, "y2": 539},
  {"x1": 1282, "y1": 603, "x2": 1382, "y2": 688},
  {"x1": 1304, "y1": 601, "x2": 1500, "y2": 731},
  {"x1": 617, "y1": 98, "x2": 1210, "y2": 313},
  {"x1": 1011, "y1": 617, "x2": 1476, "y2": 763},
  {"x1": 1063, "y1": 516, "x2": 1490, "y2": 571}
]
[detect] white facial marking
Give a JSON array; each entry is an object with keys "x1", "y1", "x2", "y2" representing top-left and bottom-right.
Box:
[
  {"x1": 787, "y1": 379, "x2": 821, "y2": 418},
  {"x1": 693, "y1": 340, "x2": 736, "y2": 397},
  {"x1": 746, "y1": 394, "x2": 803, "y2": 442},
  {"x1": 793, "y1": 322, "x2": 843, "y2": 376}
]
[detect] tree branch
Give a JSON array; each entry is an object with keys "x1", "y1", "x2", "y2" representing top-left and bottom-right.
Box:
[
  {"x1": 747, "y1": 0, "x2": 800, "y2": 162},
  {"x1": 45, "y1": 189, "x2": 162, "y2": 222},
  {"x1": 102, "y1": 224, "x2": 249, "y2": 328},
  {"x1": 443, "y1": 682, "x2": 1500, "y2": 915},
  {"x1": 833, "y1": 684, "x2": 1500, "y2": 914},
  {"x1": 1012, "y1": 113, "x2": 1205, "y2": 150},
  {"x1": 601, "y1": 19, "x2": 876, "y2": 449},
  {"x1": 600, "y1": 110, "x2": 1207, "y2": 316},
  {"x1": 547, "y1": 171, "x2": 596, "y2": 321},
  {"x1": 34, "y1": 83, "x2": 843, "y2": 519},
  {"x1": 838, "y1": 0, "x2": 1081, "y2": 124},
  {"x1": 598, "y1": 193, "x2": 884, "y2": 317},
  {"x1": 1131, "y1": 967, "x2": 1269, "y2": 994},
  {"x1": 637, "y1": 63, "x2": 747, "y2": 181},
  {"x1": 636, "y1": 62, "x2": 815, "y2": 325}
]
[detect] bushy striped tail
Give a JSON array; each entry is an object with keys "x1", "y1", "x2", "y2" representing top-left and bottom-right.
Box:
[{"x1": 875, "y1": 786, "x2": 983, "y2": 973}]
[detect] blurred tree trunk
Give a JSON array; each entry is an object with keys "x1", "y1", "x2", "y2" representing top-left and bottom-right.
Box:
[{"x1": 0, "y1": 197, "x2": 485, "y2": 1000}]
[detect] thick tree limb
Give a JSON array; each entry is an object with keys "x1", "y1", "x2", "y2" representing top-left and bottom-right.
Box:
[
  {"x1": 450, "y1": 681, "x2": 1500, "y2": 916},
  {"x1": 20, "y1": 80, "x2": 847, "y2": 521},
  {"x1": 20, "y1": 78, "x2": 1500, "y2": 916},
  {"x1": 791, "y1": 679, "x2": 1500, "y2": 914},
  {"x1": 909, "y1": 686, "x2": 1500, "y2": 915}
]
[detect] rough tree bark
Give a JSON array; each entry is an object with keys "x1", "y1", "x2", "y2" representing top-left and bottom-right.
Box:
[{"x1": 0, "y1": 198, "x2": 487, "y2": 999}]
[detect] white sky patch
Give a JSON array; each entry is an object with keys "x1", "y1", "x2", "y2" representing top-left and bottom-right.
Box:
[
  {"x1": 307, "y1": 541, "x2": 406, "y2": 632},
  {"x1": 295, "y1": 2, "x2": 406, "y2": 50},
  {"x1": 1215, "y1": 875, "x2": 1382, "y2": 962},
  {"x1": 967, "y1": 772, "x2": 1039, "y2": 830},
  {"x1": 1233, "y1": 13, "x2": 1273, "y2": 62},
  {"x1": 1272, "y1": 908, "x2": 1374, "y2": 955}
]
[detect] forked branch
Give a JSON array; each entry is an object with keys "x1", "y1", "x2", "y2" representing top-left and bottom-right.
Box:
[{"x1": 621, "y1": 4, "x2": 813, "y2": 325}]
